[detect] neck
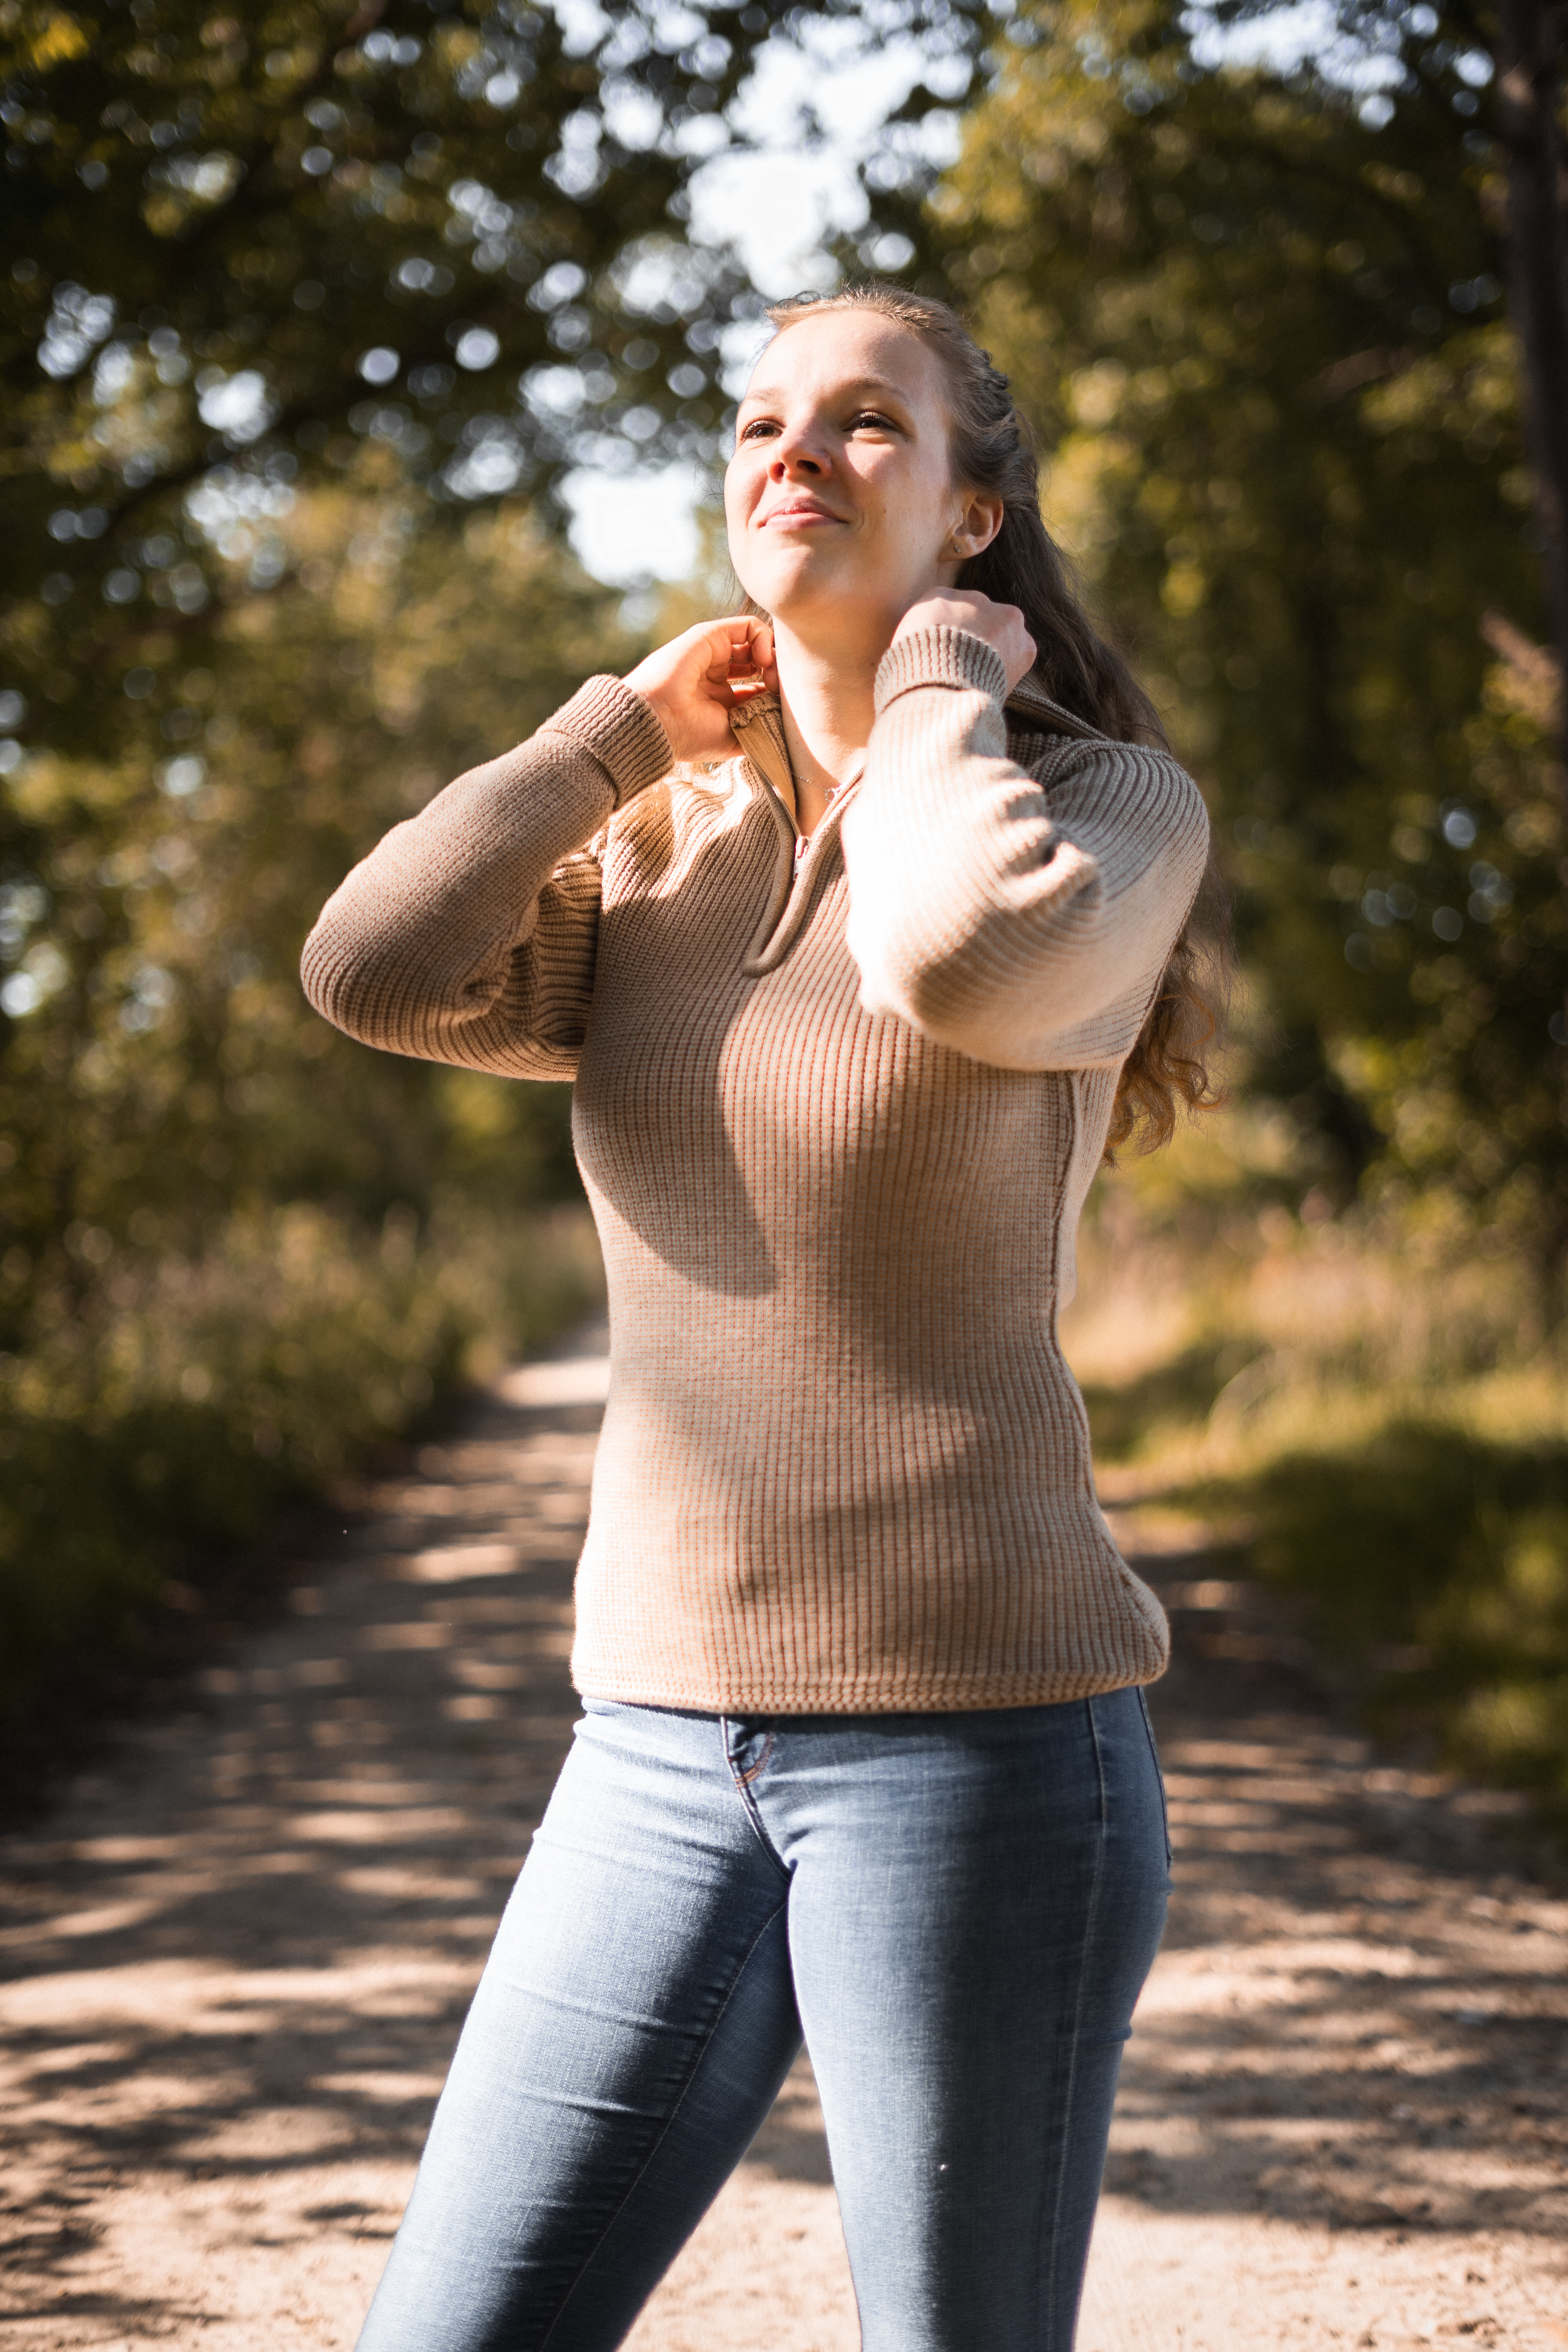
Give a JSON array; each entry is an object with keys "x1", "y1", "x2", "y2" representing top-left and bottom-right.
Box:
[{"x1": 769, "y1": 617, "x2": 880, "y2": 835}]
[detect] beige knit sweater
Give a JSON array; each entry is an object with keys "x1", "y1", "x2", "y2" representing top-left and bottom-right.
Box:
[{"x1": 302, "y1": 626, "x2": 1209, "y2": 1712}]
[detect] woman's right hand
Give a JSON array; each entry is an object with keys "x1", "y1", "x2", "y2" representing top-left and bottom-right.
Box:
[{"x1": 623, "y1": 617, "x2": 778, "y2": 763}]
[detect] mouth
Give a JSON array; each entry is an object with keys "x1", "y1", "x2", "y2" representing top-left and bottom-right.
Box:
[{"x1": 757, "y1": 500, "x2": 847, "y2": 530}]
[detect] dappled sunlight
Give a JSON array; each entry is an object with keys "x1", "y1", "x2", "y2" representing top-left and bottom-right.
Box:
[
  {"x1": 1073, "y1": 1574, "x2": 1568, "y2": 2351},
  {"x1": 0, "y1": 1348, "x2": 602, "y2": 2349},
  {"x1": 5, "y1": 1339, "x2": 1567, "y2": 2350},
  {"x1": 1058, "y1": 1138, "x2": 1568, "y2": 1812}
]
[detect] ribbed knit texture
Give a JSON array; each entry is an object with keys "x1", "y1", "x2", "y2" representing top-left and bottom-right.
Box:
[{"x1": 301, "y1": 627, "x2": 1210, "y2": 1711}]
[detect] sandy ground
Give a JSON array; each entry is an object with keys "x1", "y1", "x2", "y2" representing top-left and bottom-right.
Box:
[{"x1": 3, "y1": 1323, "x2": 1566, "y2": 2351}]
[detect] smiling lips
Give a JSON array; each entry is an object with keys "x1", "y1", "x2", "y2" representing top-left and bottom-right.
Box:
[{"x1": 757, "y1": 498, "x2": 846, "y2": 530}]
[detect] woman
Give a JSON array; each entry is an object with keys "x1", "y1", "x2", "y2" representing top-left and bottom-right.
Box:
[{"x1": 302, "y1": 282, "x2": 1221, "y2": 2352}]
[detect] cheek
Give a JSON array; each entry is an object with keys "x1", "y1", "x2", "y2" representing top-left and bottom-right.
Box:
[
  {"x1": 862, "y1": 451, "x2": 948, "y2": 542},
  {"x1": 722, "y1": 463, "x2": 752, "y2": 553},
  {"x1": 871, "y1": 479, "x2": 953, "y2": 577},
  {"x1": 724, "y1": 462, "x2": 769, "y2": 596}
]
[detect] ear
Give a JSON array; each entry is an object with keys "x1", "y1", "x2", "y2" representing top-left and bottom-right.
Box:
[{"x1": 946, "y1": 490, "x2": 1004, "y2": 563}]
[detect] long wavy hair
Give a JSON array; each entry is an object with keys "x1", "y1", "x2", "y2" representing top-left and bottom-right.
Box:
[{"x1": 761, "y1": 282, "x2": 1229, "y2": 1155}]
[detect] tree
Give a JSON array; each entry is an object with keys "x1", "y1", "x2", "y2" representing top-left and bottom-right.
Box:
[
  {"x1": 1493, "y1": 0, "x2": 1568, "y2": 757},
  {"x1": 930, "y1": 0, "x2": 1568, "y2": 1265},
  {"x1": 0, "y1": 0, "x2": 770, "y2": 1295},
  {"x1": 0, "y1": 0, "x2": 1007, "y2": 1307},
  {"x1": 0, "y1": 0, "x2": 991, "y2": 1161},
  {"x1": 1335, "y1": 620, "x2": 1568, "y2": 1269},
  {"x1": 0, "y1": 0, "x2": 768, "y2": 763},
  {"x1": 0, "y1": 466, "x2": 637, "y2": 1341},
  {"x1": 0, "y1": 0, "x2": 989, "y2": 744},
  {"x1": 1205, "y1": 0, "x2": 1568, "y2": 770}
]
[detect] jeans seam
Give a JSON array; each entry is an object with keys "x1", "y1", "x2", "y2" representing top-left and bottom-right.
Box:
[
  {"x1": 1040, "y1": 1697, "x2": 1109, "y2": 2343},
  {"x1": 733, "y1": 1727, "x2": 775, "y2": 1786},
  {"x1": 1135, "y1": 1688, "x2": 1173, "y2": 1870},
  {"x1": 534, "y1": 1886, "x2": 791, "y2": 2352},
  {"x1": 720, "y1": 1719, "x2": 791, "y2": 1880}
]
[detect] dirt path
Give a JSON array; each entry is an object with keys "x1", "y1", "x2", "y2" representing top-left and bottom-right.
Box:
[{"x1": 3, "y1": 1325, "x2": 1566, "y2": 2352}]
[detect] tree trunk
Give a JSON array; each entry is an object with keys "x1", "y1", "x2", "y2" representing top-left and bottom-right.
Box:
[{"x1": 1494, "y1": 0, "x2": 1568, "y2": 772}]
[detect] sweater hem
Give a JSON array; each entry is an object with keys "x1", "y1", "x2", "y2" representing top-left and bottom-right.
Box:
[{"x1": 570, "y1": 1659, "x2": 1168, "y2": 1716}]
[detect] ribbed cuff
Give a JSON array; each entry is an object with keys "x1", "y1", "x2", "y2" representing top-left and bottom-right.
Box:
[
  {"x1": 542, "y1": 673, "x2": 675, "y2": 808},
  {"x1": 873, "y1": 625, "x2": 1009, "y2": 717}
]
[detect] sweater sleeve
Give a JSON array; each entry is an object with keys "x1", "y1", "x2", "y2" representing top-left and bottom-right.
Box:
[
  {"x1": 299, "y1": 674, "x2": 672, "y2": 1081},
  {"x1": 840, "y1": 626, "x2": 1210, "y2": 1072}
]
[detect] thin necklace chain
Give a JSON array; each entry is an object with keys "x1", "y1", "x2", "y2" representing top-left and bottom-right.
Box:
[{"x1": 792, "y1": 766, "x2": 862, "y2": 869}]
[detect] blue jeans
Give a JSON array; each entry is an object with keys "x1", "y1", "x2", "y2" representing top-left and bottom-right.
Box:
[{"x1": 357, "y1": 1689, "x2": 1171, "y2": 2352}]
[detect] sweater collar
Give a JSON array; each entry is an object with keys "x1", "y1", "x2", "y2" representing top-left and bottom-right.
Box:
[
  {"x1": 726, "y1": 691, "x2": 795, "y2": 809},
  {"x1": 726, "y1": 673, "x2": 1110, "y2": 765},
  {"x1": 720, "y1": 671, "x2": 1100, "y2": 981},
  {"x1": 724, "y1": 691, "x2": 858, "y2": 978},
  {"x1": 1003, "y1": 672, "x2": 1111, "y2": 743}
]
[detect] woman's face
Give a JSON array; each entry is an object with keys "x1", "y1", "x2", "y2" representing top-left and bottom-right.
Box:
[{"x1": 725, "y1": 310, "x2": 997, "y2": 651}]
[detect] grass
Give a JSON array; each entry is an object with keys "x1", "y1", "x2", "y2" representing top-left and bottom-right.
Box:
[
  {"x1": 1065, "y1": 1114, "x2": 1568, "y2": 1811},
  {"x1": 13, "y1": 1090, "x2": 1568, "y2": 1820},
  {"x1": 0, "y1": 1200, "x2": 602, "y2": 1747}
]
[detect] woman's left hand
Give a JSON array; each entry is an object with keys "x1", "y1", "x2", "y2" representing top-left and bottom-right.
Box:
[{"x1": 892, "y1": 588, "x2": 1036, "y2": 693}]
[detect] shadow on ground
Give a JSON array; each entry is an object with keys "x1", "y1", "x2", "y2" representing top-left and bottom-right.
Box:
[{"x1": 2, "y1": 1335, "x2": 1567, "y2": 2352}]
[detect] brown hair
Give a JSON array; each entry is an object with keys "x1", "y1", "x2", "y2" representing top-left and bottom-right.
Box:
[{"x1": 763, "y1": 281, "x2": 1229, "y2": 1154}]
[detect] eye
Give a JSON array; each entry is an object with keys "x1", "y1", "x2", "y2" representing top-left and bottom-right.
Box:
[
  {"x1": 849, "y1": 409, "x2": 897, "y2": 432},
  {"x1": 739, "y1": 416, "x2": 779, "y2": 441}
]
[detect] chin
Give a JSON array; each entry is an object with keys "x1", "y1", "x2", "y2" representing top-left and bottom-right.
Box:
[{"x1": 745, "y1": 557, "x2": 868, "y2": 628}]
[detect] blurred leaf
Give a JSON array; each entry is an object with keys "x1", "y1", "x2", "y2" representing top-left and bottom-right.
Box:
[{"x1": 936, "y1": 0, "x2": 1567, "y2": 1265}]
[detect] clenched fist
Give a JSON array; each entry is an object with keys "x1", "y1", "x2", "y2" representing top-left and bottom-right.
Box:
[{"x1": 891, "y1": 588, "x2": 1036, "y2": 694}]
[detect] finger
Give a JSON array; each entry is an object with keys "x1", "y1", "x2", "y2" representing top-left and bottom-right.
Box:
[
  {"x1": 686, "y1": 614, "x2": 759, "y2": 644},
  {"x1": 710, "y1": 674, "x2": 769, "y2": 715},
  {"x1": 685, "y1": 616, "x2": 762, "y2": 682},
  {"x1": 709, "y1": 616, "x2": 765, "y2": 657},
  {"x1": 720, "y1": 621, "x2": 777, "y2": 693}
]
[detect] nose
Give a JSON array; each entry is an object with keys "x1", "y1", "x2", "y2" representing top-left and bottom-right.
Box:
[{"x1": 768, "y1": 422, "x2": 829, "y2": 481}]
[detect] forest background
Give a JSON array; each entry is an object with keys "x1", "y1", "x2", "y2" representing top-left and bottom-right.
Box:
[{"x1": 3, "y1": 0, "x2": 1567, "y2": 1820}]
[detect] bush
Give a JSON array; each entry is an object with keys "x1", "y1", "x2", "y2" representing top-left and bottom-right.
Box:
[
  {"x1": 1199, "y1": 1417, "x2": 1568, "y2": 1800},
  {"x1": 0, "y1": 1201, "x2": 601, "y2": 1733},
  {"x1": 1066, "y1": 1117, "x2": 1568, "y2": 1815}
]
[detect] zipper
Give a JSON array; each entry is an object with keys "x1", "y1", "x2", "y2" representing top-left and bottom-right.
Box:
[
  {"x1": 723, "y1": 675, "x2": 1096, "y2": 978},
  {"x1": 734, "y1": 756, "x2": 859, "y2": 976},
  {"x1": 727, "y1": 695, "x2": 862, "y2": 976}
]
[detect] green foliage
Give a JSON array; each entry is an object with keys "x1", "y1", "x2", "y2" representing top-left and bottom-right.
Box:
[
  {"x1": 1197, "y1": 1420, "x2": 1568, "y2": 1802},
  {"x1": 1, "y1": 488, "x2": 634, "y2": 1332},
  {"x1": 1336, "y1": 636, "x2": 1568, "y2": 1267},
  {"x1": 0, "y1": 476, "x2": 625, "y2": 1732},
  {"x1": 0, "y1": 0, "x2": 980, "y2": 767},
  {"x1": 932, "y1": 0, "x2": 1568, "y2": 1250},
  {"x1": 0, "y1": 464, "x2": 631, "y2": 1729},
  {"x1": 0, "y1": 1199, "x2": 602, "y2": 1731},
  {"x1": 1067, "y1": 1139, "x2": 1568, "y2": 1810},
  {"x1": 0, "y1": 0, "x2": 755, "y2": 740}
]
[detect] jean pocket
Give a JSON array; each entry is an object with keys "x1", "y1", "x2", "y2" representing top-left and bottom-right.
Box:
[{"x1": 1134, "y1": 1688, "x2": 1173, "y2": 1871}]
